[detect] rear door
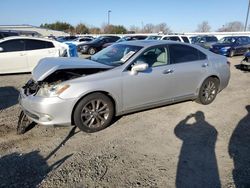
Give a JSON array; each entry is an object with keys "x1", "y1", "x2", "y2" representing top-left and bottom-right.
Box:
[
  {"x1": 24, "y1": 39, "x2": 57, "y2": 71},
  {"x1": 0, "y1": 39, "x2": 28, "y2": 73},
  {"x1": 167, "y1": 44, "x2": 208, "y2": 99}
]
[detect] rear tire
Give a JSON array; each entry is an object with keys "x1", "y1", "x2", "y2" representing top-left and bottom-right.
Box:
[
  {"x1": 197, "y1": 77, "x2": 219, "y2": 105},
  {"x1": 73, "y1": 93, "x2": 114, "y2": 133}
]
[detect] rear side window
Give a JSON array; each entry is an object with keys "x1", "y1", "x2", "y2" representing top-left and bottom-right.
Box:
[
  {"x1": 169, "y1": 44, "x2": 206, "y2": 64},
  {"x1": 206, "y1": 37, "x2": 218, "y2": 42},
  {"x1": 163, "y1": 36, "x2": 181, "y2": 42},
  {"x1": 169, "y1": 37, "x2": 181, "y2": 41},
  {"x1": 0, "y1": 39, "x2": 25, "y2": 52},
  {"x1": 25, "y1": 39, "x2": 54, "y2": 50},
  {"x1": 181, "y1": 36, "x2": 190, "y2": 43}
]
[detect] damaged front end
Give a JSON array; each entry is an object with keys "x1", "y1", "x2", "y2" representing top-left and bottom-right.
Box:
[
  {"x1": 22, "y1": 68, "x2": 108, "y2": 96},
  {"x1": 18, "y1": 57, "x2": 112, "y2": 134}
]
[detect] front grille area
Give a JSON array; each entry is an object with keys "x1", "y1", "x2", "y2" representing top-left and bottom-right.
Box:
[
  {"x1": 24, "y1": 109, "x2": 39, "y2": 120},
  {"x1": 23, "y1": 79, "x2": 40, "y2": 96}
]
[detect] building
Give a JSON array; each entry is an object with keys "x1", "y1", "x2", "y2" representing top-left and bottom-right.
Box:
[{"x1": 0, "y1": 25, "x2": 68, "y2": 37}]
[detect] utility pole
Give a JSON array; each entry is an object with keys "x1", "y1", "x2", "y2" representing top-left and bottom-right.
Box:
[
  {"x1": 245, "y1": 0, "x2": 250, "y2": 31},
  {"x1": 108, "y1": 10, "x2": 111, "y2": 25}
]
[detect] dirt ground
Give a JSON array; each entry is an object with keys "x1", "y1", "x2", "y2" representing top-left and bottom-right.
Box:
[{"x1": 0, "y1": 56, "x2": 249, "y2": 188}]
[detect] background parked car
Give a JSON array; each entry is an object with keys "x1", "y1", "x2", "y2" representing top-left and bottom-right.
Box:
[
  {"x1": 161, "y1": 35, "x2": 190, "y2": 43},
  {"x1": 56, "y1": 36, "x2": 78, "y2": 42},
  {"x1": 78, "y1": 36, "x2": 120, "y2": 55},
  {"x1": 210, "y1": 36, "x2": 250, "y2": 57},
  {"x1": 103, "y1": 35, "x2": 148, "y2": 48},
  {"x1": 0, "y1": 36, "x2": 69, "y2": 74},
  {"x1": 64, "y1": 37, "x2": 93, "y2": 46},
  {"x1": 145, "y1": 35, "x2": 163, "y2": 40},
  {"x1": 193, "y1": 35, "x2": 218, "y2": 49},
  {"x1": 0, "y1": 31, "x2": 19, "y2": 39}
]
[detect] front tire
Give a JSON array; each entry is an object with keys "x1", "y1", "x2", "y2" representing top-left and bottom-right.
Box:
[
  {"x1": 88, "y1": 47, "x2": 96, "y2": 55},
  {"x1": 73, "y1": 93, "x2": 114, "y2": 133},
  {"x1": 197, "y1": 77, "x2": 219, "y2": 105}
]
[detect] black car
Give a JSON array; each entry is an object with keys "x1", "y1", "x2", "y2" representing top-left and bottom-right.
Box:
[
  {"x1": 0, "y1": 31, "x2": 19, "y2": 39},
  {"x1": 103, "y1": 35, "x2": 148, "y2": 48},
  {"x1": 79, "y1": 36, "x2": 120, "y2": 55},
  {"x1": 210, "y1": 36, "x2": 250, "y2": 57},
  {"x1": 56, "y1": 36, "x2": 78, "y2": 42},
  {"x1": 193, "y1": 35, "x2": 218, "y2": 49}
]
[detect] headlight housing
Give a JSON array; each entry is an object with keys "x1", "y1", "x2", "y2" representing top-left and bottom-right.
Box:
[
  {"x1": 36, "y1": 84, "x2": 70, "y2": 97},
  {"x1": 221, "y1": 46, "x2": 231, "y2": 51}
]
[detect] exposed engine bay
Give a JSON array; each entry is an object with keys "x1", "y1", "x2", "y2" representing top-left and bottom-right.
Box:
[{"x1": 22, "y1": 68, "x2": 109, "y2": 96}]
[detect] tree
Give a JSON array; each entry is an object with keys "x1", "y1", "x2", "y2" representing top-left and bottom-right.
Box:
[
  {"x1": 102, "y1": 24, "x2": 127, "y2": 34},
  {"x1": 129, "y1": 25, "x2": 141, "y2": 33},
  {"x1": 89, "y1": 27, "x2": 101, "y2": 34},
  {"x1": 142, "y1": 23, "x2": 154, "y2": 33},
  {"x1": 40, "y1": 21, "x2": 73, "y2": 32},
  {"x1": 154, "y1": 23, "x2": 172, "y2": 34},
  {"x1": 75, "y1": 23, "x2": 89, "y2": 34},
  {"x1": 196, "y1": 21, "x2": 211, "y2": 32},
  {"x1": 217, "y1": 21, "x2": 244, "y2": 32}
]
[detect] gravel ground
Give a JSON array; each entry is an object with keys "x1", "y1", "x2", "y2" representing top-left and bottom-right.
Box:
[{"x1": 0, "y1": 56, "x2": 249, "y2": 188}]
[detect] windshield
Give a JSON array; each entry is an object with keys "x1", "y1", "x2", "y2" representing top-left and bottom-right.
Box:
[
  {"x1": 219, "y1": 37, "x2": 236, "y2": 44},
  {"x1": 90, "y1": 44, "x2": 143, "y2": 66},
  {"x1": 116, "y1": 36, "x2": 131, "y2": 42},
  {"x1": 91, "y1": 37, "x2": 104, "y2": 43},
  {"x1": 146, "y1": 36, "x2": 162, "y2": 40}
]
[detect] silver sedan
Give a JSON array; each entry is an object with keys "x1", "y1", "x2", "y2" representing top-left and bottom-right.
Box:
[{"x1": 19, "y1": 40, "x2": 230, "y2": 132}]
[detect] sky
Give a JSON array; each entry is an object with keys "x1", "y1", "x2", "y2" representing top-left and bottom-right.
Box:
[{"x1": 1, "y1": 0, "x2": 249, "y2": 32}]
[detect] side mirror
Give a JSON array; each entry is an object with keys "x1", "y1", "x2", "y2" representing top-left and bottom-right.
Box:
[
  {"x1": 0, "y1": 47, "x2": 3, "y2": 52},
  {"x1": 131, "y1": 62, "x2": 149, "y2": 75}
]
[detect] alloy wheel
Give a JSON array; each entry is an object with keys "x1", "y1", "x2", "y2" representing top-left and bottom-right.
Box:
[
  {"x1": 80, "y1": 99, "x2": 110, "y2": 128},
  {"x1": 201, "y1": 80, "x2": 217, "y2": 103}
]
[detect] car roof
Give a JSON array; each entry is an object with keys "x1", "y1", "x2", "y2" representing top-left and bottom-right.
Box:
[
  {"x1": 118, "y1": 40, "x2": 182, "y2": 47},
  {"x1": 0, "y1": 36, "x2": 54, "y2": 42}
]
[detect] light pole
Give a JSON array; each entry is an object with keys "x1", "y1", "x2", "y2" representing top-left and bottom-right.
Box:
[
  {"x1": 108, "y1": 10, "x2": 111, "y2": 25},
  {"x1": 245, "y1": 0, "x2": 250, "y2": 31}
]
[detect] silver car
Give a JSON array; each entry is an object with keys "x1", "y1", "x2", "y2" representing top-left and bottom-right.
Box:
[{"x1": 19, "y1": 40, "x2": 230, "y2": 132}]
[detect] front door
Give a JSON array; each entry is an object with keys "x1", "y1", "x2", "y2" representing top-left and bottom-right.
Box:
[{"x1": 122, "y1": 46, "x2": 174, "y2": 111}]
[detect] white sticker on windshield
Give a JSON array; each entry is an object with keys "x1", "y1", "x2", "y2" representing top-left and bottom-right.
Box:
[{"x1": 121, "y1": 51, "x2": 135, "y2": 62}]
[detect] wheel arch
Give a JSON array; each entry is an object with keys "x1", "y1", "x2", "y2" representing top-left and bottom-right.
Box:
[
  {"x1": 71, "y1": 90, "x2": 117, "y2": 125},
  {"x1": 197, "y1": 75, "x2": 220, "y2": 94}
]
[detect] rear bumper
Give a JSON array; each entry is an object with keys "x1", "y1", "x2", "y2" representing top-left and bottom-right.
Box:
[{"x1": 19, "y1": 89, "x2": 75, "y2": 126}]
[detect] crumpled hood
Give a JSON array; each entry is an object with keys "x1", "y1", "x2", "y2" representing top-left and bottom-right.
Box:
[{"x1": 32, "y1": 57, "x2": 112, "y2": 81}]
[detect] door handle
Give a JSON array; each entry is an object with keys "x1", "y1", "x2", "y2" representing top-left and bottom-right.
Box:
[
  {"x1": 202, "y1": 63, "x2": 209, "y2": 67},
  {"x1": 163, "y1": 69, "x2": 174, "y2": 74}
]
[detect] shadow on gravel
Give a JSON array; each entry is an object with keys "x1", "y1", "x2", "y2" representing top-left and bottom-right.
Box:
[
  {"x1": 0, "y1": 126, "x2": 78, "y2": 187},
  {"x1": 174, "y1": 111, "x2": 221, "y2": 188},
  {"x1": 0, "y1": 86, "x2": 19, "y2": 110},
  {"x1": 229, "y1": 105, "x2": 250, "y2": 188},
  {"x1": 0, "y1": 151, "x2": 72, "y2": 188}
]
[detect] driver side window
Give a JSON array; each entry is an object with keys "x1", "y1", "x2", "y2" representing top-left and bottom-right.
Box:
[{"x1": 134, "y1": 46, "x2": 169, "y2": 68}]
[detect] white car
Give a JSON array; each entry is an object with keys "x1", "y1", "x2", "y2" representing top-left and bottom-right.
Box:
[
  {"x1": 64, "y1": 37, "x2": 93, "y2": 46},
  {"x1": 160, "y1": 35, "x2": 190, "y2": 43},
  {"x1": 0, "y1": 36, "x2": 69, "y2": 74}
]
